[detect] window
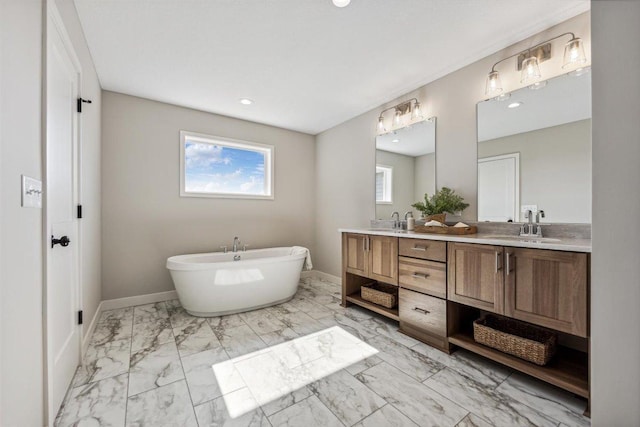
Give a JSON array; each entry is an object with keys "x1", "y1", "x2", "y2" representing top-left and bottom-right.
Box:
[
  {"x1": 180, "y1": 131, "x2": 274, "y2": 199},
  {"x1": 376, "y1": 165, "x2": 393, "y2": 204}
]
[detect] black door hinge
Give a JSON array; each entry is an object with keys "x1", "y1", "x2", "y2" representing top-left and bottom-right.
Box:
[
  {"x1": 78, "y1": 310, "x2": 83, "y2": 325},
  {"x1": 77, "y1": 204, "x2": 83, "y2": 219},
  {"x1": 77, "y1": 98, "x2": 92, "y2": 113}
]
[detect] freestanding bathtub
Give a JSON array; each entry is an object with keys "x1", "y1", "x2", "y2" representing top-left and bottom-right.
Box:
[{"x1": 166, "y1": 247, "x2": 308, "y2": 317}]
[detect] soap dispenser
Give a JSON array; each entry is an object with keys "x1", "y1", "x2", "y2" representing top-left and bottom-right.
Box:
[{"x1": 406, "y1": 212, "x2": 415, "y2": 231}]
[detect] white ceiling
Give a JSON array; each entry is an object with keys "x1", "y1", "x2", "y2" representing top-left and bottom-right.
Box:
[
  {"x1": 74, "y1": 0, "x2": 590, "y2": 135},
  {"x1": 477, "y1": 71, "x2": 591, "y2": 142}
]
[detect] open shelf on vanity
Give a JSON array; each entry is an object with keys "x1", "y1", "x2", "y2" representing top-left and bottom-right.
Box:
[
  {"x1": 448, "y1": 330, "x2": 589, "y2": 398},
  {"x1": 344, "y1": 293, "x2": 399, "y2": 321}
]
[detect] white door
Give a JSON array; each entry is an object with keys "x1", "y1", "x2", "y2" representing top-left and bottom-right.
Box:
[
  {"x1": 46, "y1": 5, "x2": 81, "y2": 420},
  {"x1": 478, "y1": 153, "x2": 520, "y2": 222}
]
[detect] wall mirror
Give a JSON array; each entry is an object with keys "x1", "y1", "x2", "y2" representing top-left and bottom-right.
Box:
[
  {"x1": 375, "y1": 118, "x2": 436, "y2": 219},
  {"x1": 477, "y1": 72, "x2": 591, "y2": 223}
]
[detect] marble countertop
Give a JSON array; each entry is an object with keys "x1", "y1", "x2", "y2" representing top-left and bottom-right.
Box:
[{"x1": 339, "y1": 228, "x2": 592, "y2": 253}]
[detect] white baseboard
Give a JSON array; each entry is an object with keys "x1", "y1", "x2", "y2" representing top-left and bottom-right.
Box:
[
  {"x1": 80, "y1": 290, "x2": 177, "y2": 356},
  {"x1": 81, "y1": 301, "x2": 103, "y2": 356},
  {"x1": 101, "y1": 290, "x2": 178, "y2": 311},
  {"x1": 301, "y1": 270, "x2": 342, "y2": 285}
]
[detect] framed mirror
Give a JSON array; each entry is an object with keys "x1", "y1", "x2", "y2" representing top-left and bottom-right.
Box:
[
  {"x1": 375, "y1": 118, "x2": 436, "y2": 219},
  {"x1": 477, "y1": 72, "x2": 591, "y2": 223}
]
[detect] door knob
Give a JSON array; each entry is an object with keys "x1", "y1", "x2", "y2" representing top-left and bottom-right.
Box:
[{"x1": 51, "y1": 235, "x2": 70, "y2": 248}]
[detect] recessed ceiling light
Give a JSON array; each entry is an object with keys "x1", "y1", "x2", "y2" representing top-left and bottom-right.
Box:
[
  {"x1": 392, "y1": 139, "x2": 400, "y2": 143},
  {"x1": 507, "y1": 102, "x2": 523, "y2": 109},
  {"x1": 239, "y1": 98, "x2": 253, "y2": 105},
  {"x1": 332, "y1": 0, "x2": 350, "y2": 7}
]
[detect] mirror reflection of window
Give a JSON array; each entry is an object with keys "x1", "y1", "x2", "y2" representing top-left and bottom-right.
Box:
[
  {"x1": 376, "y1": 165, "x2": 393, "y2": 204},
  {"x1": 375, "y1": 118, "x2": 436, "y2": 219}
]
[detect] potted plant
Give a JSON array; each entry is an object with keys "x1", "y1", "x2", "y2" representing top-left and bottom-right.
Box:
[{"x1": 411, "y1": 187, "x2": 469, "y2": 223}]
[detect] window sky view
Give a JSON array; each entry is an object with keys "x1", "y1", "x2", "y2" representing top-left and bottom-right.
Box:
[{"x1": 184, "y1": 140, "x2": 267, "y2": 195}]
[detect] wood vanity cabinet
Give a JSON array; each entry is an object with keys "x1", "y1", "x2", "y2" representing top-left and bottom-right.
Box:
[
  {"x1": 505, "y1": 248, "x2": 588, "y2": 337},
  {"x1": 447, "y1": 242, "x2": 505, "y2": 314},
  {"x1": 343, "y1": 233, "x2": 398, "y2": 285},
  {"x1": 448, "y1": 243, "x2": 588, "y2": 338}
]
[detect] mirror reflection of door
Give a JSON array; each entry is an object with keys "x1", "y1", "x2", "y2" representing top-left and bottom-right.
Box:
[
  {"x1": 375, "y1": 118, "x2": 436, "y2": 219},
  {"x1": 478, "y1": 153, "x2": 520, "y2": 222}
]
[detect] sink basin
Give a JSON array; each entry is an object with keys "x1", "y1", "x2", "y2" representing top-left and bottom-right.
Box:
[
  {"x1": 367, "y1": 228, "x2": 408, "y2": 234},
  {"x1": 483, "y1": 235, "x2": 562, "y2": 243}
]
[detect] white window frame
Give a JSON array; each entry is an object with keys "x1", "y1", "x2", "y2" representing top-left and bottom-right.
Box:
[
  {"x1": 180, "y1": 130, "x2": 274, "y2": 200},
  {"x1": 376, "y1": 164, "x2": 393, "y2": 205}
]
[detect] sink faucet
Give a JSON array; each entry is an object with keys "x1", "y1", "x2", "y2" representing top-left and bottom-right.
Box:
[
  {"x1": 391, "y1": 212, "x2": 400, "y2": 229},
  {"x1": 535, "y1": 210, "x2": 545, "y2": 237},
  {"x1": 519, "y1": 210, "x2": 533, "y2": 236},
  {"x1": 232, "y1": 236, "x2": 241, "y2": 252}
]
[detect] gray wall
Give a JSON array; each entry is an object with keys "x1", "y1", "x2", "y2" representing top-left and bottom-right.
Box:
[
  {"x1": 375, "y1": 150, "x2": 415, "y2": 219},
  {"x1": 414, "y1": 153, "x2": 436, "y2": 205},
  {"x1": 591, "y1": 0, "x2": 640, "y2": 424},
  {"x1": 0, "y1": 1, "x2": 44, "y2": 425},
  {"x1": 101, "y1": 92, "x2": 316, "y2": 299},
  {"x1": 478, "y1": 119, "x2": 591, "y2": 223},
  {"x1": 315, "y1": 12, "x2": 590, "y2": 276}
]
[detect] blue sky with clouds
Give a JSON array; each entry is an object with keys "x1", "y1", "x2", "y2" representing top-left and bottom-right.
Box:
[{"x1": 184, "y1": 141, "x2": 266, "y2": 194}]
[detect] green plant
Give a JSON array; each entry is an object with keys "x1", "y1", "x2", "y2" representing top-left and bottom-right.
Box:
[{"x1": 412, "y1": 187, "x2": 469, "y2": 216}]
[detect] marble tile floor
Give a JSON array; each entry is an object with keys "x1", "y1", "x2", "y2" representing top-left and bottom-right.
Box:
[{"x1": 55, "y1": 277, "x2": 590, "y2": 427}]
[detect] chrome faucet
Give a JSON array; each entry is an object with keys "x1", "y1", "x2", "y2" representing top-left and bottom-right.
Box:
[
  {"x1": 519, "y1": 210, "x2": 533, "y2": 237},
  {"x1": 535, "y1": 210, "x2": 545, "y2": 237},
  {"x1": 391, "y1": 212, "x2": 400, "y2": 229},
  {"x1": 232, "y1": 236, "x2": 241, "y2": 252},
  {"x1": 519, "y1": 209, "x2": 545, "y2": 237}
]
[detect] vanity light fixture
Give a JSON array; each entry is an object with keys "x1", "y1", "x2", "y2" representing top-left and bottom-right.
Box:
[
  {"x1": 484, "y1": 32, "x2": 588, "y2": 97},
  {"x1": 332, "y1": 0, "x2": 350, "y2": 7},
  {"x1": 376, "y1": 98, "x2": 424, "y2": 135}
]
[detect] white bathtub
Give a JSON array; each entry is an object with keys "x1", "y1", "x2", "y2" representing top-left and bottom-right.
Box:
[{"x1": 166, "y1": 247, "x2": 307, "y2": 317}]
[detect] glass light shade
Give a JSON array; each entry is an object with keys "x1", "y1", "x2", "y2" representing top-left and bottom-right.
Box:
[
  {"x1": 411, "y1": 101, "x2": 423, "y2": 121},
  {"x1": 562, "y1": 37, "x2": 587, "y2": 69},
  {"x1": 485, "y1": 70, "x2": 503, "y2": 96},
  {"x1": 520, "y1": 56, "x2": 541, "y2": 83},
  {"x1": 528, "y1": 80, "x2": 547, "y2": 90},
  {"x1": 332, "y1": 0, "x2": 351, "y2": 7},
  {"x1": 393, "y1": 109, "x2": 402, "y2": 128},
  {"x1": 377, "y1": 116, "x2": 386, "y2": 134}
]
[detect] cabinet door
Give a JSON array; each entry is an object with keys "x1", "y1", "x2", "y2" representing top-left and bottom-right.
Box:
[
  {"x1": 505, "y1": 248, "x2": 588, "y2": 337},
  {"x1": 447, "y1": 242, "x2": 504, "y2": 314},
  {"x1": 344, "y1": 233, "x2": 368, "y2": 276},
  {"x1": 368, "y1": 235, "x2": 398, "y2": 285}
]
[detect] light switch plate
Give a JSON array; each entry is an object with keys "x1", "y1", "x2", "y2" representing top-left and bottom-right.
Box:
[{"x1": 22, "y1": 175, "x2": 42, "y2": 208}]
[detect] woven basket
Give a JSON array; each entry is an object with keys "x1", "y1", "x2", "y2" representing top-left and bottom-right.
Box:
[
  {"x1": 361, "y1": 283, "x2": 398, "y2": 309},
  {"x1": 473, "y1": 315, "x2": 557, "y2": 366},
  {"x1": 424, "y1": 213, "x2": 446, "y2": 223}
]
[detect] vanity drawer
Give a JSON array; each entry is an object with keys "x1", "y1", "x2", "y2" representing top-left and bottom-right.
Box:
[
  {"x1": 399, "y1": 288, "x2": 446, "y2": 338},
  {"x1": 398, "y1": 256, "x2": 446, "y2": 299},
  {"x1": 399, "y1": 238, "x2": 446, "y2": 262}
]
